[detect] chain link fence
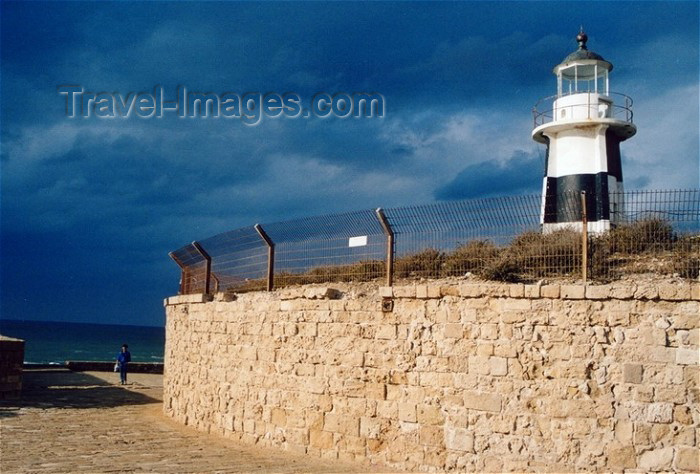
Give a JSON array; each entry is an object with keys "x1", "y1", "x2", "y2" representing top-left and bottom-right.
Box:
[{"x1": 169, "y1": 189, "x2": 700, "y2": 294}]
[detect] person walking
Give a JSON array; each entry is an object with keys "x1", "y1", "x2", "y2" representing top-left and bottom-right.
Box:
[{"x1": 116, "y1": 343, "x2": 131, "y2": 385}]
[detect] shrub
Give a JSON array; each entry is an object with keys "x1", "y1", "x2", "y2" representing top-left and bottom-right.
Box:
[
  {"x1": 672, "y1": 234, "x2": 700, "y2": 279},
  {"x1": 605, "y1": 219, "x2": 676, "y2": 254},
  {"x1": 306, "y1": 260, "x2": 384, "y2": 283},
  {"x1": 443, "y1": 240, "x2": 500, "y2": 276},
  {"x1": 479, "y1": 257, "x2": 521, "y2": 282},
  {"x1": 395, "y1": 248, "x2": 445, "y2": 278},
  {"x1": 505, "y1": 229, "x2": 581, "y2": 279}
]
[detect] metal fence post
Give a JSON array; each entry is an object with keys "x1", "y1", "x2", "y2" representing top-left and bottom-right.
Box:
[
  {"x1": 168, "y1": 252, "x2": 187, "y2": 295},
  {"x1": 191, "y1": 241, "x2": 212, "y2": 295},
  {"x1": 375, "y1": 208, "x2": 394, "y2": 287},
  {"x1": 254, "y1": 224, "x2": 275, "y2": 291},
  {"x1": 580, "y1": 191, "x2": 588, "y2": 283}
]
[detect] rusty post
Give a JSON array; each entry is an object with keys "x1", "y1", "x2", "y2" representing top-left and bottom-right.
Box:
[
  {"x1": 191, "y1": 241, "x2": 212, "y2": 295},
  {"x1": 580, "y1": 191, "x2": 588, "y2": 284},
  {"x1": 254, "y1": 224, "x2": 275, "y2": 291},
  {"x1": 168, "y1": 252, "x2": 187, "y2": 295},
  {"x1": 375, "y1": 208, "x2": 394, "y2": 287},
  {"x1": 168, "y1": 252, "x2": 186, "y2": 295},
  {"x1": 211, "y1": 273, "x2": 220, "y2": 294}
]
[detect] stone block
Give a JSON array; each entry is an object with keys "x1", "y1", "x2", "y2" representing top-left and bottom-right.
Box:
[
  {"x1": 309, "y1": 430, "x2": 334, "y2": 449},
  {"x1": 303, "y1": 287, "x2": 342, "y2": 300},
  {"x1": 459, "y1": 284, "x2": 483, "y2": 298},
  {"x1": 398, "y1": 402, "x2": 417, "y2": 423},
  {"x1": 615, "y1": 420, "x2": 633, "y2": 443},
  {"x1": 638, "y1": 447, "x2": 674, "y2": 471},
  {"x1": 323, "y1": 414, "x2": 359, "y2": 436},
  {"x1": 607, "y1": 445, "x2": 636, "y2": 469},
  {"x1": 476, "y1": 343, "x2": 494, "y2": 357},
  {"x1": 524, "y1": 284, "x2": 540, "y2": 298},
  {"x1": 444, "y1": 323, "x2": 464, "y2": 339},
  {"x1": 676, "y1": 348, "x2": 699, "y2": 365},
  {"x1": 673, "y1": 405, "x2": 693, "y2": 425},
  {"x1": 417, "y1": 404, "x2": 444, "y2": 425},
  {"x1": 365, "y1": 383, "x2": 386, "y2": 400},
  {"x1": 509, "y1": 283, "x2": 525, "y2": 298},
  {"x1": 623, "y1": 364, "x2": 643, "y2": 384},
  {"x1": 585, "y1": 284, "x2": 610, "y2": 300},
  {"x1": 416, "y1": 285, "x2": 428, "y2": 299},
  {"x1": 549, "y1": 399, "x2": 595, "y2": 418},
  {"x1": 480, "y1": 324, "x2": 498, "y2": 340},
  {"x1": 502, "y1": 298, "x2": 531, "y2": 311},
  {"x1": 270, "y1": 407, "x2": 287, "y2": 426},
  {"x1": 393, "y1": 286, "x2": 416, "y2": 298},
  {"x1": 379, "y1": 286, "x2": 393, "y2": 298},
  {"x1": 440, "y1": 285, "x2": 460, "y2": 297},
  {"x1": 635, "y1": 283, "x2": 659, "y2": 300},
  {"x1": 650, "y1": 347, "x2": 675, "y2": 363},
  {"x1": 419, "y1": 425, "x2": 444, "y2": 447},
  {"x1": 561, "y1": 285, "x2": 585, "y2": 299},
  {"x1": 444, "y1": 427, "x2": 474, "y2": 452},
  {"x1": 646, "y1": 403, "x2": 673, "y2": 423},
  {"x1": 692, "y1": 283, "x2": 700, "y2": 301},
  {"x1": 492, "y1": 343, "x2": 516, "y2": 358},
  {"x1": 608, "y1": 311, "x2": 630, "y2": 326},
  {"x1": 286, "y1": 427, "x2": 309, "y2": 445},
  {"x1": 656, "y1": 385, "x2": 686, "y2": 404},
  {"x1": 359, "y1": 417, "x2": 383, "y2": 439},
  {"x1": 675, "y1": 447, "x2": 699, "y2": 472},
  {"x1": 673, "y1": 311, "x2": 699, "y2": 330},
  {"x1": 609, "y1": 282, "x2": 635, "y2": 299},
  {"x1": 489, "y1": 357, "x2": 508, "y2": 376},
  {"x1": 463, "y1": 391, "x2": 502, "y2": 413},
  {"x1": 427, "y1": 286, "x2": 441, "y2": 298},
  {"x1": 484, "y1": 284, "x2": 510, "y2": 297},
  {"x1": 540, "y1": 284, "x2": 560, "y2": 298},
  {"x1": 376, "y1": 324, "x2": 396, "y2": 340},
  {"x1": 658, "y1": 282, "x2": 691, "y2": 301}
]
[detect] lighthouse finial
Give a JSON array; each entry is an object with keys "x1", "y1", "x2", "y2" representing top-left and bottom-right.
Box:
[{"x1": 576, "y1": 27, "x2": 588, "y2": 50}]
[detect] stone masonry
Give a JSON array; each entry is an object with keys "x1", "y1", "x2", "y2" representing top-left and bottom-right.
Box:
[{"x1": 163, "y1": 281, "x2": 700, "y2": 472}]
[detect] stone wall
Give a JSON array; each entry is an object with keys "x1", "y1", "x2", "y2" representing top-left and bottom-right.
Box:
[
  {"x1": 163, "y1": 281, "x2": 699, "y2": 472},
  {"x1": 0, "y1": 335, "x2": 25, "y2": 399}
]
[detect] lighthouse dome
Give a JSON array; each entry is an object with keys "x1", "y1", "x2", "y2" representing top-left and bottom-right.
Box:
[
  {"x1": 553, "y1": 29, "x2": 612, "y2": 79},
  {"x1": 560, "y1": 46, "x2": 608, "y2": 64}
]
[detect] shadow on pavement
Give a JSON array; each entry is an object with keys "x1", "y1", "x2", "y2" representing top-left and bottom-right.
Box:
[{"x1": 0, "y1": 369, "x2": 159, "y2": 411}]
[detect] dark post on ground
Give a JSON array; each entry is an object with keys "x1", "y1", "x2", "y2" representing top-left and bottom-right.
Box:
[{"x1": 0, "y1": 335, "x2": 25, "y2": 399}]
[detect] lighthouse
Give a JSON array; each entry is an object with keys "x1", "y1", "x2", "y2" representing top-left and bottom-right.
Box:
[{"x1": 532, "y1": 29, "x2": 636, "y2": 233}]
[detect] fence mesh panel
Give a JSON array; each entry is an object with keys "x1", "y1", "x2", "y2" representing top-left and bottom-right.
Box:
[
  {"x1": 170, "y1": 244, "x2": 207, "y2": 294},
  {"x1": 169, "y1": 189, "x2": 700, "y2": 294},
  {"x1": 198, "y1": 227, "x2": 269, "y2": 292},
  {"x1": 263, "y1": 209, "x2": 387, "y2": 286}
]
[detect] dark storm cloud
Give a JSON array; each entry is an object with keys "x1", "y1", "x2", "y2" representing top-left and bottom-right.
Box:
[
  {"x1": 1, "y1": 1, "x2": 698, "y2": 325},
  {"x1": 435, "y1": 151, "x2": 543, "y2": 200}
]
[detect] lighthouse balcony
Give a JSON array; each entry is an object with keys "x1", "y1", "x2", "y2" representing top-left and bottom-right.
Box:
[
  {"x1": 532, "y1": 91, "x2": 635, "y2": 143},
  {"x1": 533, "y1": 91, "x2": 633, "y2": 126}
]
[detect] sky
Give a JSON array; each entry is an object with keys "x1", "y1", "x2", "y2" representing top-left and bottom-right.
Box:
[{"x1": 1, "y1": 1, "x2": 698, "y2": 327}]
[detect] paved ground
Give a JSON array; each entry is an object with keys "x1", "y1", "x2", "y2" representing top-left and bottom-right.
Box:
[{"x1": 0, "y1": 370, "x2": 384, "y2": 473}]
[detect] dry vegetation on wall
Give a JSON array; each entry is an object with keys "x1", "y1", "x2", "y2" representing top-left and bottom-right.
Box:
[{"x1": 226, "y1": 219, "x2": 699, "y2": 294}]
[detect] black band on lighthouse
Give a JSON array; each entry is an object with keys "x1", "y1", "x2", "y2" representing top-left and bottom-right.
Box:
[{"x1": 543, "y1": 173, "x2": 611, "y2": 223}]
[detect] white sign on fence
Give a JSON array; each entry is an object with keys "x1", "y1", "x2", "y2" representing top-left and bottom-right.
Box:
[{"x1": 348, "y1": 235, "x2": 368, "y2": 247}]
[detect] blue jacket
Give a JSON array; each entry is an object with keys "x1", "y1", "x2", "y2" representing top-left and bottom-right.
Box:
[{"x1": 117, "y1": 351, "x2": 131, "y2": 365}]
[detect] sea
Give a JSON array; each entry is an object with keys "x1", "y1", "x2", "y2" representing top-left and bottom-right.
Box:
[{"x1": 0, "y1": 320, "x2": 165, "y2": 365}]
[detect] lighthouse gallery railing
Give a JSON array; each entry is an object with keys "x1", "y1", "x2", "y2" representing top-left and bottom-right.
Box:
[{"x1": 532, "y1": 91, "x2": 634, "y2": 128}]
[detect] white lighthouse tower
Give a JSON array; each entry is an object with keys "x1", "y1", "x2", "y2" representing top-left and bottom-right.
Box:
[{"x1": 532, "y1": 29, "x2": 636, "y2": 232}]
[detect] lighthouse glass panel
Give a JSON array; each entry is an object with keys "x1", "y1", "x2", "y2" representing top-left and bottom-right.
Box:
[{"x1": 559, "y1": 63, "x2": 609, "y2": 96}]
